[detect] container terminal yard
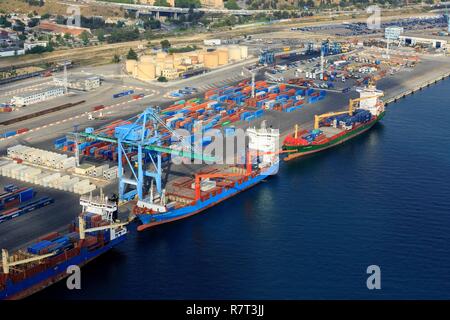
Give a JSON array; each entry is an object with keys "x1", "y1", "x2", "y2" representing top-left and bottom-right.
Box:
[{"x1": 1, "y1": 12, "x2": 450, "y2": 299}]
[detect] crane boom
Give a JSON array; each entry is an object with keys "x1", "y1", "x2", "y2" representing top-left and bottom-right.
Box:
[
  {"x1": 314, "y1": 94, "x2": 383, "y2": 129},
  {"x1": 78, "y1": 216, "x2": 128, "y2": 240},
  {"x1": 2, "y1": 249, "x2": 56, "y2": 274}
]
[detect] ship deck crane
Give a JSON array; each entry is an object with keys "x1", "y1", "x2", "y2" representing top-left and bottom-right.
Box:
[
  {"x1": 314, "y1": 94, "x2": 383, "y2": 129},
  {"x1": 1, "y1": 249, "x2": 56, "y2": 275},
  {"x1": 78, "y1": 216, "x2": 128, "y2": 240}
]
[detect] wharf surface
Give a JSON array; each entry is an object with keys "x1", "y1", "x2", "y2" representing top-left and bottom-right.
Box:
[{"x1": 1, "y1": 55, "x2": 450, "y2": 251}]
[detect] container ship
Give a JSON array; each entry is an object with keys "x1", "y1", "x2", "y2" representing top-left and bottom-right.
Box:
[
  {"x1": 0, "y1": 193, "x2": 127, "y2": 300},
  {"x1": 283, "y1": 84, "x2": 385, "y2": 161},
  {"x1": 133, "y1": 122, "x2": 280, "y2": 231}
]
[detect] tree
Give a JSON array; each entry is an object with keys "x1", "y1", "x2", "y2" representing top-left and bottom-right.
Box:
[
  {"x1": 41, "y1": 13, "x2": 50, "y2": 20},
  {"x1": 28, "y1": 18, "x2": 40, "y2": 28},
  {"x1": 224, "y1": 0, "x2": 240, "y2": 10},
  {"x1": 80, "y1": 31, "x2": 90, "y2": 45},
  {"x1": 112, "y1": 54, "x2": 120, "y2": 63},
  {"x1": 157, "y1": 76, "x2": 168, "y2": 82},
  {"x1": 126, "y1": 48, "x2": 138, "y2": 60},
  {"x1": 0, "y1": 15, "x2": 11, "y2": 27},
  {"x1": 154, "y1": 0, "x2": 171, "y2": 6},
  {"x1": 56, "y1": 15, "x2": 66, "y2": 25},
  {"x1": 27, "y1": 45, "x2": 53, "y2": 54},
  {"x1": 175, "y1": 0, "x2": 201, "y2": 8},
  {"x1": 160, "y1": 39, "x2": 171, "y2": 50},
  {"x1": 97, "y1": 30, "x2": 105, "y2": 42}
]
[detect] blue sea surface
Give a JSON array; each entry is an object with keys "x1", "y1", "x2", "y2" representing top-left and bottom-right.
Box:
[{"x1": 34, "y1": 79, "x2": 450, "y2": 299}]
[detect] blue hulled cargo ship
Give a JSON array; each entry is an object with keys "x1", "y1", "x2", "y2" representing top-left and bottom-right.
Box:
[
  {"x1": 0, "y1": 194, "x2": 127, "y2": 300},
  {"x1": 133, "y1": 122, "x2": 280, "y2": 231}
]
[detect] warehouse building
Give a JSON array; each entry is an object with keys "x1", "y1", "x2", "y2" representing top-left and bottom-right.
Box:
[
  {"x1": 399, "y1": 35, "x2": 448, "y2": 49},
  {"x1": 11, "y1": 87, "x2": 65, "y2": 107},
  {"x1": 53, "y1": 76, "x2": 101, "y2": 91}
]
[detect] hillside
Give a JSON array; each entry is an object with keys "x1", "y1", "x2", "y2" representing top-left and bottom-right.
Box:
[{"x1": 0, "y1": 0, "x2": 123, "y2": 17}]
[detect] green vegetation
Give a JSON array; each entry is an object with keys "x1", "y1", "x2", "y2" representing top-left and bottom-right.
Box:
[
  {"x1": 175, "y1": 0, "x2": 201, "y2": 8},
  {"x1": 224, "y1": 0, "x2": 241, "y2": 10},
  {"x1": 160, "y1": 39, "x2": 171, "y2": 50},
  {"x1": 23, "y1": 0, "x2": 44, "y2": 6},
  {"x1": 168, "y1": 45, "x2": 197, "y2": 54},
  {"x1": 27, "y1": 17, "x2": 40, "y2": 28},
  {"x1": 126, "y1": 48, "x2": 138, "y2": 60},
  {"x1": 108, "y1": 27, "x2": 140, "y2": 43},
  {"x1": 80, "y1": 31, "x2": 91, "y2": 45},
  {"x1": 141, "y1": 17, "x2": 161, "y2": 30},
  {"x1": 80, "y1": 16, "x2": 106, "y2": 29},
  {"x1": 0, "y1": 15, "x2": 12, "y2": 27},
  {"x1": 112, "y1": 54, "x2": 121, "y2": 63},
  {"x1": 101, "y1": 0, "x2": 135, "y2": 3},
  {"x1": 12, "y1": 20, "x2": 26, "y2": 32},
  {"x1": 154, "y1": 0, "x2": 171, "y2": 6},
  {"x1": 157, "y1": 76, "x2": 168, "y2": 82},
  {"x1": 27, "y1": 45, "x2": 54, "y2": 54}
]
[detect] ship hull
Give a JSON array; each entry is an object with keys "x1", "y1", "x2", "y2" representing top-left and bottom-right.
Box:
[
  {"x1": 136, "y1": 163, "x2": 279, "y2": 231},
  {"x1": 0, "y1": 236, "x2": 126, "y2": 300},
  {"x1": 283, "y1": 112, "x2": 385, "y2": 161}
]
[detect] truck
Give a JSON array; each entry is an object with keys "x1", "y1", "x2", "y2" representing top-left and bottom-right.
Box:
[
  {"x1": 113, "y1": 90, "x2": 134, "y2": 99},
  {"x1": 203, "y1": 39, "x2": 221, "y2": 46}
]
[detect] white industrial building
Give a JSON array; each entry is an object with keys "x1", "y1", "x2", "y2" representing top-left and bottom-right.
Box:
[
  {"x1": 11, "y1": 86, "x2": 65, "y2": 107},
  {"x1": 53, "y1": 75, "x2": 101, "y2": 91},
  {"x1": 24, "y1": 41, "x2": 48, "y2": 51},
  {"x1": 0, "y1": 47, "x2": 25, "y2": 57},
  {"x1": 399, "y1": 35, "x2": 448, "y2": 49},
  {"x1": 385, "y1": 26, "x2": 404, "y2": 40},
  {"x1": 203, "y1": 39, "x2": 221, "y2": 46}
]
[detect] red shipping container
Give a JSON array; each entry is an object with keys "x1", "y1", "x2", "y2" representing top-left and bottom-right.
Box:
[
  {"x1": 17, "y1": 128, "x2": 29, "y2": 134},
  {"x1": 39, "y1": 232, "x2": 60, "y2": 241}
]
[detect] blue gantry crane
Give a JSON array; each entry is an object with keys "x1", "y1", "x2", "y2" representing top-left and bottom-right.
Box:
[
  {"x1": 77, "y1": 107, "x2": 213, "y2": 202},
  {"x1": 259, "y1": 50, "x2": 275, "y2": 65}
]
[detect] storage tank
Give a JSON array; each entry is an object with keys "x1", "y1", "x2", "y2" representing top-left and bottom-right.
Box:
[
  {"x1": 228, "y1": 46, "x2": 242, "y2": 61},
  {"x1": 204, "y1": 53, "x2": 219, "y2": 68},
  {"x1": 190, "y1": 55, "x2": 199, "y2": 64},
  {"x1": 198, "y1": 53, "x2": 205, "y2": 63},
  {"x1": 125, "y1": 60, "x2": 137, "y2": 74},
  {"x1": 217, "y1": 48, "x2": 229, "y2": 65},
  {"x1": 137, "y1": 62, "x2": 156, "y2": 80},
  {"x1": 239, "y1": 45, "x2": 248, "y2": 59},
  {"x1": 140, "y1": 55, "x2": 153, "y2": 63}
]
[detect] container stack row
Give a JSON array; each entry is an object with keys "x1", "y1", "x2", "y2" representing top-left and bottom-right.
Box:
[
  {"x1": 7, "y1": 145, "x2": 77, "y2": 170},
  {"x1": 53, "y1": 81, "x2": 328, "y2": 163},
  {"x1": 0, "y1": 160, "x2": 97, "y2": 194}
]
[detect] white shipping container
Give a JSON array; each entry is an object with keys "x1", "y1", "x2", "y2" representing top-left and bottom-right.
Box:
[
  {"x1": 93, "y1": 164, "x2": 109, "y2": 177},
  {"x1": 33, "y1": 172, "x2": 52, "y2": 184},
  {"x1": 59, "y1": 157, "x2": 76, "y2": 169},
  {"x1": 74, "y1": 164, "x2": 95, "y2": 175}
]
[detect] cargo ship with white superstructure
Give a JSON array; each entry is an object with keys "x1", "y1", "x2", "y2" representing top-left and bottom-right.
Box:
[
  {"x1": 0, "y1": 193, "x2": 127, "y2": 300},
  {"x1": 133, "y1": 121, "x2": 280, "y2": 231},
  {"x1": 283, "y1": 84, "x2": 385, "y2": 161}
]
